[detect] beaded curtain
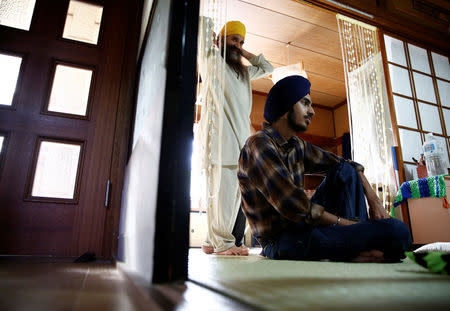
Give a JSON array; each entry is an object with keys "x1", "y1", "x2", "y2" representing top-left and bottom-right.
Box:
[
  {"x1": 337, "y1": 15, "x2": 397, "y2": 211},
  {"x1": 191, "y1": 0, "x2": 227, "y2": 214}
]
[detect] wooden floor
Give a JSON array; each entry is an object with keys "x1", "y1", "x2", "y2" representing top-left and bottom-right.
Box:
[{"x1": 0, "y1": 262, "x2": 255, "y2": 311}]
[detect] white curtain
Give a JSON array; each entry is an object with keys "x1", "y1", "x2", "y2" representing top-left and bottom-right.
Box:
[
  {"x1": 337, "y1": 15, "x2": 397, "y2": 210},
  {"x1": 191, "y1": 0, "x2": 227, "y2": 213}
]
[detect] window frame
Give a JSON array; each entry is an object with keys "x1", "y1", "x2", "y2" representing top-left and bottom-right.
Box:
[
  {"x1": 0, "y1": 49, "x2": 28, "y2": 111},
  {"x1": 381, "y1": 31, "x2": 450, "y2": 182},
  {"x1": 24, "y1": 136, "x2": 86, "y2": 204}
]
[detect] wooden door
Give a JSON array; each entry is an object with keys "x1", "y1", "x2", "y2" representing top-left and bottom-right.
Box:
[{"x1": 0, "y1": 0, "x2": 134, "y2": 257}]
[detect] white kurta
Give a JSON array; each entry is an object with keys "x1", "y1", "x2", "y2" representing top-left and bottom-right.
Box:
[{"x1": 196, "y1": 17, "x2": 273, "y2": 252}]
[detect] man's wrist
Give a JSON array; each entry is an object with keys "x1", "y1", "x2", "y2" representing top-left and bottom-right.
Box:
[
  {"x1": 241, "y1": 50, "x2": 256, "y2": 60},
  {"x1": 333, "y1": 216, "x2": 341, "y2": 226}
]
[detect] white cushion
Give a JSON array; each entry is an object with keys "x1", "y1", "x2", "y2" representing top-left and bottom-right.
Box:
[{"x1": 414, "y1": 242, "x2": 450, "y2": 254}]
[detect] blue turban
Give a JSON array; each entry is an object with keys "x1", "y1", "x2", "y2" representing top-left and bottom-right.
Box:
[{"x1": 264, "y1": 75, "x2": 311, "y2": 124}]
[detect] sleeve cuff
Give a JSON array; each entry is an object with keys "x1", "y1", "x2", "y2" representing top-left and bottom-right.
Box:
[
  {"x1": 249, "y1": 54, "x2": 263, "y2": 65},
  {"x1": 305, "y1": 203, "x2": 324, "y2": 225}
]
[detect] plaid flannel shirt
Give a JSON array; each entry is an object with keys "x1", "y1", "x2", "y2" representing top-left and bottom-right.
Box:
[{"x1": 238, "y1": 124, "x2": 360, "y2": 244}]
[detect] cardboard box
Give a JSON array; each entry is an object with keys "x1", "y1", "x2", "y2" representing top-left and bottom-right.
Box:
[{"x1": 407, "y1": 177, "x2": 450, "y2": 244}]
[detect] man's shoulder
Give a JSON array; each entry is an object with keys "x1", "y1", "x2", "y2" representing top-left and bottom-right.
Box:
[
  {"x1": 246, "y1": 129, "x2": 272, "y2": 146},
  {"x1": 240, "y1": 130, "x2": 278, "y2": 167},
  {"x1": 294, "y1": 135, "x2": 307, "y2": 147},
  {"x1": 242, "y1": 130, "x2": 279, "y2": 156}
]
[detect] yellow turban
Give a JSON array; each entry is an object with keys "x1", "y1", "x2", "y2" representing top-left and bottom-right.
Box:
[{"x1": 220, "y1": 21, "x2": 246, "y2": 38}]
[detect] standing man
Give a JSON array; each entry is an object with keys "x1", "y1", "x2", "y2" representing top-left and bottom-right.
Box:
[
  {"x1": 197, "y1": 19, "x2": 273, "y2": 255},
  {"x1": 238, "y1": 76, "x2": 411, "y2": 262}
]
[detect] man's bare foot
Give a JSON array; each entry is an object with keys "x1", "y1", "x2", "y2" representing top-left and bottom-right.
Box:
[
  {"x1": 215, "y1": 245, "x2": 249, "y2": 256},
  {"x1": 201, "y1": 245, "x2": 214, "y2": 254},
  {"x1": 239, "y1": 245, "x2": 250, "y2": 255},
  {"x1": 351, "y1": 250, "x2": 385, "y2": 263}
]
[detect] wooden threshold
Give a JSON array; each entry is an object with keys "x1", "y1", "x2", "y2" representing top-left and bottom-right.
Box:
[
  {"x1": 151, "y1": 280, "x2": 259, "y2": 311},
  {"x1": 118, "y1": 263, "x2": 258, "y2": 310}
]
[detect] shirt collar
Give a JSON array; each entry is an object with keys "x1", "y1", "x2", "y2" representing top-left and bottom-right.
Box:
[{"x1": 262, "y1": 122, "x2": 299, "y2": 151}]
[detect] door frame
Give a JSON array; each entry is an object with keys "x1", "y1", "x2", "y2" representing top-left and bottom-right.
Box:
[
  {"x1": 151, "y1": 0, "x2": 199, "y2": 283},
  {"x1": 105, "y1": 0, "x2": 200, "y2": 279},
  {"x1": 101, "y1": 0, "x2": 144, "y2": 259}
]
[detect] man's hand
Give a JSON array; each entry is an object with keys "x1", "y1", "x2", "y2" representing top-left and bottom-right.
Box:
[
  {"x1": 212, "y1": 32, "x2": 218, "y2": 48},
  {"x1": 367, "y1": 196, "x2": 390, "y2": 220},
  {"x1": 240, "y1": 48, "x2": 256, "y2": 60},
  {"x1": 358, "y1": 171, "x2": 390, "y2": 220}
]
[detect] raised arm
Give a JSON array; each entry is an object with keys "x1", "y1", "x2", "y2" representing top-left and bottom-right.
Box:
[
  {"x1": 241, "y1": 48, "x2": 256, "y2": 60},
  {"x1": 243, "y1": 48, "x2": 274, "y2": 80}
]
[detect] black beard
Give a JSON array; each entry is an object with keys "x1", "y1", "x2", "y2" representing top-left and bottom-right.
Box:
[
  {"x1": 287, "y1": 109, "x2": 308, "y2": 133},
  {"x1": 221, "y1": 45, "x2": 246, "y2": 79}
]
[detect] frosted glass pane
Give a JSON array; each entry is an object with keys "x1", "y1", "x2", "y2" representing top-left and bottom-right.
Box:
[
  {"x1": 432, "y1": 52, "x2": 450, "y2": 81},
  {"x1": 383, "y1": 35, "x2": 406, "y2": 66},
  {"x1": 408, "y1": 44, "x2": 430, "y2": 74},
  {"x1": 418, "y1": 102, "x2": 442, "y2": 134},
  {"x1": 48, "y1": 65, "x2": 92, "y2": 116},
  {"x1": 443, "y1": 108, "x2": 450, "y2": 135},
  {"x1": 399, "y1": 129, "x2": 422, "y2": 164},
  {"x1": 0, "y1": 0, "x2": 35, "y2": 30},
  {"x1": 404, "y1": 163, "x2": 418, "y2": 181},
  {"x1": 413, "y1": 72, "x2": 436, "y2": 103},
  {"x1": 447, "y1": 138, "x2": 450, "y2": 167},
  {"x1": 433, "y1": 135, "x2": 449, "y2": 169},
  {"x1": 388, "y1": 64, "x2": 412, "y2": 97},
  {"x1": 63, "y1": 0, "x2": 103, "y2": 45},
  {"x1": 437, "y1": 79, "x2": 450, "y2": 108},
  {"x1": 0, "y1": 53, "x2": 22, "y2": 106},
  {"x1": 31, "y1": 141, "x2": 81, "y2": 199},
  {"x1": 393, "y1": 95, "x2": 417, "y2": 128}
]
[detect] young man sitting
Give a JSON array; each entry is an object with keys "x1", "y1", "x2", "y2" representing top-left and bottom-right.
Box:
[{"x1": 238, "y1": 76, "x2": 411, "y2": 262}]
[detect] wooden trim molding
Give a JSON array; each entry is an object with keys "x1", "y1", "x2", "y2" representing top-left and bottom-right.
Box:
[
  {"x1": 298, "y1": 0, "x2": 450, "y2": 54},
  {"x1": 252, "y1": 90, "x2": 335, "y2": 111},
  {"x1": 313, "y1": 104, "x2": 334, "y2": 111},
  {"x1": 252, "y1": 90, "x2": 268, "y2": 97},
  {"x1": 252, "y1": 123, "x2": 343, "y2": 147},
  {"x1": 333, "y1": 100, "x2": 347, "y2": 110},
  {"x1": 298, "y1": 133, "x2": 343, "y2": 147}
]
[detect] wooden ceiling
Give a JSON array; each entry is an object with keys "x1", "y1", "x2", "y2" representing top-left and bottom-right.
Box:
[{"x1": 226, "y1": 0, "x2": 346, "y2": 109}]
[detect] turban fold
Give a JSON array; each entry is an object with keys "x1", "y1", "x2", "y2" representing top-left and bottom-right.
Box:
[
  {"x1": 220, "y1": 21, "x2": 246, "y2": 38},
  {"x1": 264, "y1": 75, "x2": 311, "y2": 124}
]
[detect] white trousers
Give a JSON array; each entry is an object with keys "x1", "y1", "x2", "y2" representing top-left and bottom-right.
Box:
[{"x1": 203, "y1": 165, "x2": 241, "y2": 252}]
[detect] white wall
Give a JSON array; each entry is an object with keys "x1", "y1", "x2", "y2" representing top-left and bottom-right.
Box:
[
  {"x1": 117, "y1": 0, "x2": 171, "y2": 287},
  {"x1": 138, "y1": 0, "x2": 155, "y2": 59}
]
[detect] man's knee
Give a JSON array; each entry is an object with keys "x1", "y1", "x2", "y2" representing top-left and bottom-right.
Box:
[
  {"x1": 377, "y1": 218, "x2": 412, "y2": 246},
  {"x1": 337, "y1": 161, "x2": 359, "y2": 182}
]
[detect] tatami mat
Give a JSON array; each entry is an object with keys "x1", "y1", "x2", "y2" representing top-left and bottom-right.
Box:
[{"x1": 188, "y1": 248, "x2": 450, "y2": 311}]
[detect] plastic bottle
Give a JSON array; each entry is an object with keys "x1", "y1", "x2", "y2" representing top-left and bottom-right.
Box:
[{"x1": 422, "y1": 133, "x2": 446, "y2": 176}]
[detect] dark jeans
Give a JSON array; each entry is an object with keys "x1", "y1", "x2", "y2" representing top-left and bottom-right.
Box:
[
  {"x1": 232, "y1": 207, "x2": 246, "y2": 247},
  {"x1": 262, "y1": 161, "x2": 412, "y2": 261}
]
